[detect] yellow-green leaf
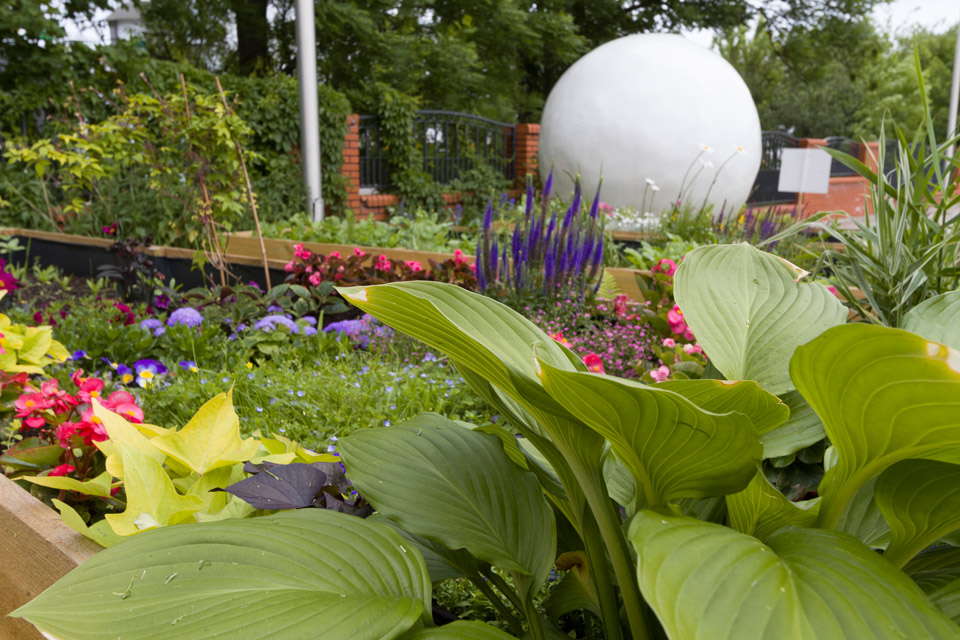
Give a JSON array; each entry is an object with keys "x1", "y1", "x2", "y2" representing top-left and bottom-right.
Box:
[
  {"x1": 23, "y1": 471, "x2": 114, "y2": 498},
  {"x1": 150, "y1": 390, "x2": 259, "y2": 475},
  {"x1": 105, "y1": 447, "x2": 206, "y2": 536}
]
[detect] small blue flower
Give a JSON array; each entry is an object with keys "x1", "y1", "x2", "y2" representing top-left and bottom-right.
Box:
[
  {"x1": 385, "y1": 386, "x2": 393, "y2": 393},
  {"x1": 248, "y1": 373, "x2": 255, "y2": 380},
  {"x1": 383, "y1": 420, "x2": 391, "y2": 427},
  {"x1": 255, "y1": 406, "x2": 263, "y2": 413},
  {"x1": 296, "y1": 390, "x2": 305, "y2": 398},
  {"x1": 353, "y1": 382, "x2": 360, "y2": 388},
  {"x1": 71, "y1": 350, "x2": 88, "y2": 360},
  {"x1": 166, "y1": 307, "x2": 203, "y2": 328},
  {"x1": 222, "y1": 376, "x2": 230, "y2": 383},
  {"x1": 327, "y1": 445, "x2": 337, "y2": 453},
  {"x1": 178, "y1": 360, "x2": 198, "y2": 372},
  {"x1": 200, "y1": 378, "x2": 208, "y2": 384},
  {"x1": 423, "y1": 352, "x2": 436, "y2": 362}
]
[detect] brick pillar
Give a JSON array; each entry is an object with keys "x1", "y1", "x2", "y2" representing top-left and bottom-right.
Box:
[
  {"x1": 514, "y1": 123, "x2": 540, "y2": 189},
  {"x1": 859, "y1": 141, "x2": 882, "y2": 173},
  {"x1": 797, "y1": 138, "x2": 827, "y2": 149},
  {"x1": 341, "y1": 114, "x2": 363, "y2": 213}
]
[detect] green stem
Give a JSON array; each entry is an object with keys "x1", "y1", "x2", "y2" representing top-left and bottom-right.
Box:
[
  {"x1": 480, "y1": 565, "x2": 526, "y2": 615},
  {"x1": 580, "y1": 506, "x2": 625, "y2": 640},
  {"x1": 577, "y1": 469, "x2": 651, "y2": 640},
  {"x1": 513, "y1": 573, "x2": 546, "y2": 640},
  {"x1": 468, "y1": 574, "x2": 525, "y2": 637}
]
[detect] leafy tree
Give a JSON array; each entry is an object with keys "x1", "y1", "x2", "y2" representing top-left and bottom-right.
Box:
[{"x1": 130, "y1": 0, "x2": 889, "y2": 122}]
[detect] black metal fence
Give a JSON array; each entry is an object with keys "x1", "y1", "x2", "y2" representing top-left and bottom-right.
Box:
[
  {"x1": 824, "y1": 136, "x2": 861, "y2": 177},
  {"x1": 357, "y1": 110, "x2": 516, "y2": 190}
]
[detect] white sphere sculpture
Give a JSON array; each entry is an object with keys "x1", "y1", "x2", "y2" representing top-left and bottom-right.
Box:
[{"x1": 538, "y1": 34, "x2": 762, "y2": 217}]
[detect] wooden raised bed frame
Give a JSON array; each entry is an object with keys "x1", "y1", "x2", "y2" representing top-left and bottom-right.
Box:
[{"x1": 0, "y1": 474, "x2": 101, "y2": 640}]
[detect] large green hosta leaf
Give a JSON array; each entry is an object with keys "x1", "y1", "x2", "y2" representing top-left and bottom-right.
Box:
[
  {"x1": 537, "y1": 360, "x2": 761, "y2": 507},
  {"x1": 11, "y1": 510, "x2": 432, "y2": 640},
  {"x1": 398, "y1": 622, "x2": 517, "y2": 639},
  {"x1": 874, "y1": 460, "x2": 960, "y2": 568},
  {"x1": 726, "y1": 471, "x2": 817, "y2": 542},
  {"x1": 629, "y1": 511, "x2": 959, "y2": 639},
  {"x1": 674, "y1": 243, "x2": 846, "y2": 394},
  {"x1": 656, "y1": 379, "x2": 788, "y2": 436},
  {"x1": 339, "y1": 414, "x2": 555, "y2": 591},
  {"x1": 759, "y1": 390, "x2": 826, "y2": 459},
  {"x1": 791, "y1": 324, "x2": 960, "y2": 529},
  {"x1": 902, "y1": 291, "x2": 960, "y2": 350}
]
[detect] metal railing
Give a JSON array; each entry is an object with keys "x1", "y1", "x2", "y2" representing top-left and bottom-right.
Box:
[
  {"x1": 824, "y1": 136, "x2": 861, "y2": 177},
  {"x1": 357, "y1": 110, "x2": 516, "y2": 190}
]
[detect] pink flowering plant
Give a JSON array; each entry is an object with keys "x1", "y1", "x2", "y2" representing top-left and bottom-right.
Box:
[
  {"x1": 283, "y1": 244, "x2": 476, "y2": 317},
  {"x1": 3, "y1": 370, "x2": 143, "y2": 516},
  {"x1": 630, "y1": 259, "x2": 708, "y2": 381},
  {"x1": 532, "y1": 294, "x2": 656, "y2": 378}
]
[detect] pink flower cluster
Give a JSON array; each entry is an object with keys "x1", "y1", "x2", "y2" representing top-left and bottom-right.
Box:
[
  {"x1": 14, "y1": 374, "x2": 143, "y2": 449},
  {"x1": 537, "y1": 298, "x2": 655, "y2": 378},
  {"x1": 375, "y1": 254, "x2": 391, "y2": 272},
  {"x1": 667, "y1": 305, "x2": 695, "y2": 341}
]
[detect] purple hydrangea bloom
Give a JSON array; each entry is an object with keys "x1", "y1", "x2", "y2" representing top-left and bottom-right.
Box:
[
  {"x1": 254, "y1": 315, "x2": 299, "y2": 333},
  {"x1": 166, "y1": 307, "x2": 203, "y2": 328},
  {"x1": 140, "y1": 318, "x2": 166, "y2": 336}
]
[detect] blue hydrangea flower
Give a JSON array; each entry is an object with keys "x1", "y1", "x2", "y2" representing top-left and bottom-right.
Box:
[
  {"x1": 254, "y1": 315, "x2": 299, "y2": 333},
  {"x1": 166, "y1": 307, "x2": 203, "y2": 328}
]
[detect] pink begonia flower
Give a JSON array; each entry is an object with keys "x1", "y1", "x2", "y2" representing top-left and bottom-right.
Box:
[
  {"x1": 583, "y1": 353, "x2": 605, "y2": 374},
  {"x1": 329, "y1": 251, "x2": 341, "y2": 259},
  {"x1": 827, "y1": 285, "x2": 840, "y2": 297},
  {"x1": 548, "y1": 332, "x2": 571, "y2": 347},
  {"x1": 683, "y1": 343, "x2": 704, "y2": 355},
  {"x1": 406, "y1": 261, "x2": 423, "y2": 271},
  {"x1": 662, "y1": 338, "x2": 675, "y2": 348},
  {"x1": 613, "y1": 294, "x2": 629, "y2": 316},
  {"x1": 354, "y1": 247, "x2": 367, "y2": 257},
  {"x1": 284, "y1": 260, "x2": 296, "y2": 273},
  {"x1": 654, "y1": 259, "x2": 678, "y2": 277},
  {"x1": 453, "y1": 249, "x2": 466, "y2": 265},
  {"x1": 48, "y1": 464, "x2": 75, "y2": 477},
  {"x1": 309, "y1": 272, "x2": 323, "y2": 286},
  {"x1": 667, "y1": 305, "x2": 687, "y2": 334},
  {"x1": 650, "y1": 365, "x2": 671, "y2": 382}
]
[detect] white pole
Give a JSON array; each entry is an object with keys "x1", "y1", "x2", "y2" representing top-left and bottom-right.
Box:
[
  {"x1": 947, "y1": 18, "x2": 960, "y2": 158},
  {"x1": 295, "y1": 0, "x2": 324, "y2": 221}
]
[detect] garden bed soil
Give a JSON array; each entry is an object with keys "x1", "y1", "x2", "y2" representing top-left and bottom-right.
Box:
[{"x1": 0, "y1": 474, "x2": 101, "y2": 640}]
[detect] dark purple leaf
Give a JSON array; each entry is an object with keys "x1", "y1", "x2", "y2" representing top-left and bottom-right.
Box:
[{"x1": 222, "y1": 463, "x2": 328, "y2": 510}]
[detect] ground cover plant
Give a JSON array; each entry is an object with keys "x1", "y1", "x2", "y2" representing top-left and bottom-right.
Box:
[{"x1": 12, "y1": 241, "x2": 960, "y2": 639}]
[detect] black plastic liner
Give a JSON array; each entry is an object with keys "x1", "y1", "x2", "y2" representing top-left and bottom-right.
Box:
[{"x1": 8, "y1": 234, "x2": 286, "y2": 291}]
